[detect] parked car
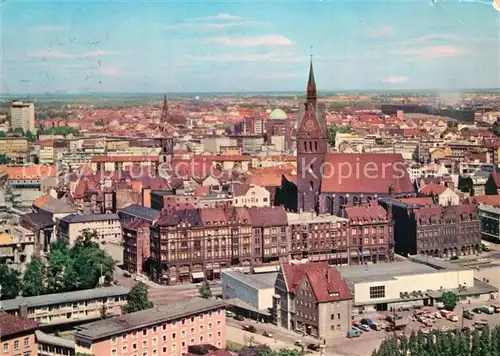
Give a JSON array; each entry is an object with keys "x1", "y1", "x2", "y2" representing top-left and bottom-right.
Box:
[
  {"x1": 234, "y1": 315, "x2": 245, "y2": 321},
  {"x1": 307, "y1": 343, "x2": 321, "y2": 351},
  {"x1": 480, "y1": 306, "x2": 495, "y2": 315},
  {"x1": 294, "y1": 341, "x2": 306, "y2": 347},
  {"x1": 463, "y1": 310, "x2": 474, "y2": 320},
  {"x1": 226, "y1": 311, "x2": 235, "y2": 318},
  {"x1": 360, "y1": 318, "x2": 374, "y2": 326},
  {"x1": 242, "y1": 325, "x2": 256, "y2": 333},
  {"x1": 346, "y1": 330, "x2": 361, "y2": 338},
  {"x1": 473, "y1": 307, "x2": 483, "y2": 314},
  {"x1": 358, "y1": 324, "x2": 370, "y2": 332}
]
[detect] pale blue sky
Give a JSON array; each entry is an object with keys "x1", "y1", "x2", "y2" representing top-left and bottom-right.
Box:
[{"x1": 1, "y1": 0, "x2": 499, "y2": 93}]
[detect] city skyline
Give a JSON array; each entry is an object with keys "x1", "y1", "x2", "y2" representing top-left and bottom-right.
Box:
[{"x1": 2, "y1": 1, "x2": 499, "y2": 94}]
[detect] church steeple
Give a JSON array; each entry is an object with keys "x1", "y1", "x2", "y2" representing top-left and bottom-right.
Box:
[
  {"x1": 306, "y1": 55, "x2": 317, "y2": 103},
  {"x1": 161, "y1": 94, "x2": 169, "y2": 123}
]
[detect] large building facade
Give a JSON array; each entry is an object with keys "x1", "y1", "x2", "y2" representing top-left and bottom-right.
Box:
[{"x1": 379, "y1": 199, "x2": 481, "y2": 258}]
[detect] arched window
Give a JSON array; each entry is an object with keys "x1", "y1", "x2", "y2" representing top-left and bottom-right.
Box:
[
  {"x1": 309, "y1": 141, "x2": 313, "y2": 152},
  {"x1": 309, "y1": 181, "x2": 314, "y2": 190},
  {"x1": 303, "y1": 141, "x2": 307, "y2": 152},
  {"x1": 314, "y1": 141, "x2": 318, "y2": 152}
]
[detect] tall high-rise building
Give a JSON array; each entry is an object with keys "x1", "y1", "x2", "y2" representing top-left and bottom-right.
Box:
[{"x1": 10, "y1": 100, "x2": 35, "y2": 133}]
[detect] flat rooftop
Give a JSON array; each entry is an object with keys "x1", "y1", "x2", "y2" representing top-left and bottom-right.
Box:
[
  {"x1": 1, "y1": 286, "x2": 129, "y2": 311},
  {"x1": 74, "y1": 298, "x2": 225, "y2": 341},
  {"x1": 336, "y1": 255, "x2": 466, "y2": 283},
  {"x1": 222, "y1": 270, "x2": 276, "y2": 290}
]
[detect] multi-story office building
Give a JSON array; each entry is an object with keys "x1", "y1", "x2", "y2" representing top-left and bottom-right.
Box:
[
  {"x1": 287, "y1": 212, "x2": 350, "y2": 265},
  {"x1": 148, "y1": 205, "x2": 396, "y2": 285},
  {"x1": 479, "y1": 204, "x2": 500, "y2": 243},
  {"x1": 0, "y1": 312, "x2": 38, "y2": 356},
  {"x1": 57, "y1": 213, "x2": 121, "y2": 245},
  {"x1": 379, "y1": 199, "x2": 481, "y2": 258},
  {"x1": 2, "y1": 286, "x2": 129, "y2": 327},
  {"x1": 0, "y1": 137, "x2": 29, "y2": 164},
  {"x1": 74, "y1": 298, "x2": 226, "y2": 356},
  {"x1": 345, "y1": 203, "x2": 394, "y2": 264},
  {"x1": 10, "y1": 100, "x2": 35, "y2": 133},
  {"x1": 149, "y1": 206, "x2": 288, "y2": 284}
]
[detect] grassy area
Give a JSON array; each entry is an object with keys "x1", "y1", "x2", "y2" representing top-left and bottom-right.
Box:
[
  {"x1": 56, "y1": 331, "x2": 75, "y2": 342},
  {"x1": 226, "y1": 340, "x2": 244, "y2": 351}
]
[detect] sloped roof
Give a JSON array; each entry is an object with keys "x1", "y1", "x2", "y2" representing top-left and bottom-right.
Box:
[
  {"x1": 321, "y1": 153, "x2": 414, "y2": 194},
  {"x1": 0, "y1": 312, "x2": 38, "y2": 340},
  {"x1": 282, "y1": 262, "x2": 352, "y2": 303},
  {"x1": 248, "y1": 206, "x2": 288, "y2": 227},
  {"x1": 419, "y1": 183, "x2": 448, "y2": 196}
]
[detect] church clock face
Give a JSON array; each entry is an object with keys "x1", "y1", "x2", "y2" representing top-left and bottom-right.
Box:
[{"x1": 304, "y1": 117, "x2": 316, "y2": 132}]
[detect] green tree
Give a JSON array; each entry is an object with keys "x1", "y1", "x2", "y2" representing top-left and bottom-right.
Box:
[
  {"x1": 124, "y1": 282, "x2": 153, "y2": 314},
  {"x1": 22, "y1": 257, "x2": 46, "y2": 296},
  {"x1": 198, "y1": 280, "x2": 212, "y2": 299},
  {"x1": 327, "y1": 125, "x2": 353, "y2": 147},
  {"x1": 0, "y1": 153, "x2": 10, "y2": 164},
  {"x1": 0, "y1": 264, "x2": 22, "y2": 299},
  {"x1": 441, "y1": 291, "x2": 458, "y2": 311},
  {"x1": 0, "y1": 131, "x2": 6, "y2": 137},
  {"x1": 25, "y1": 130, "x2": 36, "y2": 142},
  {"x1": 46, "y1": 240, "x2": 70, "y2": 293},
  {"x1": 493, "y1": 126, "x2": 500, "y2": 137}
]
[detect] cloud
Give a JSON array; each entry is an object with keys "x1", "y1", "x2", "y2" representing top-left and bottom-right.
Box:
[
  {"x1": 27, "y1": 49, "x2": 119, "y2": 59},
  {"x1": 33, "y1": 25, "x2": 68, "y2": 32},
  {"x1": 365, "y1": 26, "x2": 395, "y2": 37},
  {"x1": 210, "y1": 35, "x2": 293, "y2": 47},
  {"x1": 27, "y1": 50, "x2": 74, "y2": 59},
  {"x1": 396, "y1": 45, "x2": 465, "y2": 58},
  {"x1": 162, "y1": 21, "x2": 256, "y2": 31},
  {"x1": 380, "y1": 76, "x2": 409, "y2": 83},
  {"x1": 195, "y1": 13, "x2": 242, "y2": 21},
  {"x1": 99, "y1": 66, "x2": 119, "y2": 75},
  {"x1": 185, "y1": 52, "x2": 307, "y2": 63},
  {"x1": 162, "y1": 13, "x2": 260, "y2": 32},
  {"x1": 396, "y1": 34, "x2": 460, "y2": 46}
]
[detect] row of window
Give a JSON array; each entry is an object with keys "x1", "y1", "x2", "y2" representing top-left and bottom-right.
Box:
[{"x1": 3, "y1": 336, "x2": 30, "y2": 353}]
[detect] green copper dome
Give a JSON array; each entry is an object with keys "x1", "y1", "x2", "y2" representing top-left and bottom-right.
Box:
[{"x1": 269, "y1": 108, "x2": 287, "y2": 120}]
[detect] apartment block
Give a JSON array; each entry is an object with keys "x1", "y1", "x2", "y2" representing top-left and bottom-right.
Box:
[
  {"x1": 1, "y1": 286, "x2": 129, "y2": 327},
  {"x1": 10, "y1": 100, "x2": 35, "y2": 133},
  {"x1": 74, "y1": 298, "x2": 227, "y2": 356},
  {"x1": 0, "y1": 137, "x2": 29, "y2": 164},
  {"x1": 57, "y1": 213, "x2": 121, "y2": 245}
]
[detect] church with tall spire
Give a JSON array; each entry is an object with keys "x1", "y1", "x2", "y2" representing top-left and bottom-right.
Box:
[
  {"x1": 296, "y1": 58, "x2": 328, "y2": 213},
  {"x1": 292, "y1": 59, "x2": 414, "y2": 215}
]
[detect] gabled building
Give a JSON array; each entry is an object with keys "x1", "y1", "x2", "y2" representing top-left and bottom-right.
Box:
[
  {"x1": 273, "y1": 262, "x2": 353, "y2": 340},
  {"x1": 418, "y1": 183, "x2": 460, "y2": 206}
]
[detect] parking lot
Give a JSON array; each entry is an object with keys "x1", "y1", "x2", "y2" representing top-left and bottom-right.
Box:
[{"x1": 324, "y1": 300, "x2": 500, "y2": 356}]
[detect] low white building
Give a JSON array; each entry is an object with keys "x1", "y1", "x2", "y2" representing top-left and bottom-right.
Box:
[
  {"x1": 57, "y1": 214, "x2": 121, "y2": 246},
  {"x1": 222, "y1": 270, "x2": 276, "y2": 320},
  {"x1": 337, "y1": 255, "x2": 497, "y2": 314}
]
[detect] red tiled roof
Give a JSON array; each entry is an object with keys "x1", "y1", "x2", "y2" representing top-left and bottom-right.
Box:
[
  {"x1": 399, "y1": 197, "x2": 434, "y2": 206},
  {"x1": 91, "y1": 156, "x2": 159, "y2": 163},
  {"x1": 469, "y1": 195, "x2": 500, "y2": 208},
  {"x1": 0, "y1": 312, "x2": 38, "y2": 340},
  {"x1": 321, "y1": 153, "x2": 414, "y2": 194},
  {"x1": 419, "y1": 183, "x2": 448, "y2": 196},
  {"x1": 282, "y1": 263, "x2": 352, "y2": 302},
  {"x1": 345, "y1": 203, "x2": 388, "y2": 224},
  {"x1": 248, "y1": 206, "x2": 288, "y2": 227},
  {"x1": 194, "y1": 186, "x2": 210, "y2": 197}
]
